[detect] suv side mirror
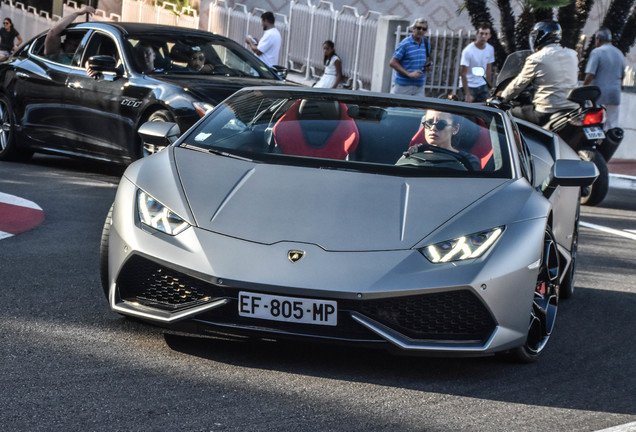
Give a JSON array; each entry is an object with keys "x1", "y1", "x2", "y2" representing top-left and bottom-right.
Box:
[
  {"x1": 271, "y1": 64, "x2": 288, "y2": 80},
  {"x1": 88, "y1": 55, "x2": 121, "y2": 75}
]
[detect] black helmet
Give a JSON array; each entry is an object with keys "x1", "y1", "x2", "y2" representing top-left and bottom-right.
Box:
[{"x1": 529, "y1": 21, "x2": 562, "y2": 51}]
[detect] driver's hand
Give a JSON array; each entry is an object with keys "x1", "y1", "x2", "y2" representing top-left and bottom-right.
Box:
[{"x1": 403, "y1": 143, "x2": 424, "y2": 157}]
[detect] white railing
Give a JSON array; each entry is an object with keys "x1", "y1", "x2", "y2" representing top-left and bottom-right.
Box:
[
  {"x1": 202, "y1": 0, "x2": 378, "y2": 90},
  {"x1": 624, "y1": 66, "x2": 635, "y2": 87},
  {"x1": 394, "y1": 26, "x2": 474, "y2": 97},
  {"x1": 121, "y1": 0, "x2": 197, "y2": 28}
]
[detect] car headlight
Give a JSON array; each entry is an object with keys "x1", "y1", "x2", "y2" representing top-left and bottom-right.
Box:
[
  {"x1": 192, "y1": 101, "x2": 214, "y2": 117},
  {"x1": 137, "y1": 190, "x2": 190, "y2": 235},
  {"x1": 420, "y1": 226, "x2": 504, "y2": 263}
]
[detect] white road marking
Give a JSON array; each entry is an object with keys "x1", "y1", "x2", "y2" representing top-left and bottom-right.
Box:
[
  {"x1": 0, "y1": 191, "x2": 42, "y2": 210},
  {"x1": 594, "y1": 421, "x2": 636, "y2": 432},
  {"x1": 0, "y1": 230, "x2": 12, "y2": 240},
  {"x1": 581, "y1": 221, "x2": 636, "y2": 241}
]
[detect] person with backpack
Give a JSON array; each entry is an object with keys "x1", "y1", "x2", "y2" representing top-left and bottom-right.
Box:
[{"x1": 389, "y1": 18, "x2": 431, "y2": 97}]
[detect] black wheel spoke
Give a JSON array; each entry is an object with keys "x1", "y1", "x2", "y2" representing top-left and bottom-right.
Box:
[{"x1": 524, "y1": 228, "x2": 560, "y2": 355}]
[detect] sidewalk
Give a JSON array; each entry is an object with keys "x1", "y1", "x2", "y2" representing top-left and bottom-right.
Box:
[{"x1": 608, "y1": 159, "x2": 636, "y2": 176}]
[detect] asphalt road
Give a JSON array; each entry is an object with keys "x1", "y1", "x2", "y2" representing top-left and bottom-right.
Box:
[{"x1": 0, "y1": 155, "x2": 634, "y2": 431}]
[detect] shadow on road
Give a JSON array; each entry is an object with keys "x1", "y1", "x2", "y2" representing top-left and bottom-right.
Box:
[{"x1": 160, "y1": 286, "x2": 635, "y2": 416}]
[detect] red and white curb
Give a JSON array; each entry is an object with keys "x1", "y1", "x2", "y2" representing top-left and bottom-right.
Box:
[{"x1": 0, "y1": 192, "x2": 45, "y2": 240}]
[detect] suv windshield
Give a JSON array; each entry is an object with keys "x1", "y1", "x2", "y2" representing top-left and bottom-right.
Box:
[
  {"x1": 182, "y1": 89, "x2": 513, "y2": 178},
  {"x1": 126, "y1": 33, "x2": 277, "y2": 78}
]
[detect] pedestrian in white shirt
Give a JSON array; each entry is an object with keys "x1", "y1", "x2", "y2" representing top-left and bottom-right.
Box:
[
  {"x1": 245, "y1": 11, "x2": 281, "y2": 67},
  {"x1": 459, "y1": 22, "x2": 495, "y2": 102}
]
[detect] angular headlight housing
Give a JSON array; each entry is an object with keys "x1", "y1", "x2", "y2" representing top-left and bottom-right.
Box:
[
  {"x1": 420, "y1": 226, "x2": 504, "y2": 263},
  {"x1": 137, "y1": 190, "x2": 190, "y2": 235}
]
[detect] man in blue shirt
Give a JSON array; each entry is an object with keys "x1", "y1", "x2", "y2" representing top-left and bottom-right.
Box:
[{"x1": 389, "y1": 18, "x2": 431, "y2": 97}]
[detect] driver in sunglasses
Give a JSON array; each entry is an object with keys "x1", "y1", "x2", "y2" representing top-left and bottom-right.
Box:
[
  {"x1": 188, "y1": 47, "x2": 213, "y2": 73},
  {"x1": 404, "y1": 110, "x2": 481, "y2": 170}
]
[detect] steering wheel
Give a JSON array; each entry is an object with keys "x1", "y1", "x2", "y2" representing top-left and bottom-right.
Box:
[{"x1": 396, "y1": 144, "x2": 474, "y2": 171}]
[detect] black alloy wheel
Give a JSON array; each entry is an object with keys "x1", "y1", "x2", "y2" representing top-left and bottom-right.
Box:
[
  {"x1": 560, "y1": 200, "x2": 580, "y2": 299},
  {"x1": 0, "y1": 94, "x2": 32, "y2": 162},
  {"x1": 99, "y1": 204, "x2": 114, "y2": 299},
  {"x1": 512, "y1": 227, "x2": 560, "y2": 363}
]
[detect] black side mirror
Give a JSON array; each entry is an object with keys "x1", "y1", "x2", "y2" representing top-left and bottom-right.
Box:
[
  {"x1": 88, "y1": 55, "x2": 121, "y2": 75},
  {"x1": 550, "y1": 159, "x2": 599, "y2": 188},
  {"x1": 271, "y1": 64, "x2": 288, "y2": 79}
]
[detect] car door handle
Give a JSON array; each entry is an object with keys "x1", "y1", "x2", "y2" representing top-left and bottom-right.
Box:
[
  {"x1": 67, "y1": 81, "x2": 83, "y2": 89},
  {"x1": 16, "y1": 71, "x2": 29, "y2": 79}
]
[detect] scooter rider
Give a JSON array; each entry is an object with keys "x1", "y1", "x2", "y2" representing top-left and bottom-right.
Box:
[{"x1": 500, "y1": 21, "x2": 578, "y2": 126}]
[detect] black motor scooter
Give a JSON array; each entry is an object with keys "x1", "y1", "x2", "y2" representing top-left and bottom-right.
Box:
[{"x1": 486, "y1": 51, "x2": 624, "y2": 206}]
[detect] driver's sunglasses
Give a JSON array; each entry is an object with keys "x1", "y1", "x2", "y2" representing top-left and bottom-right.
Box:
[
  {"x1": 423, "y1": 119, "x2": 451, "y2": 130},
  {"x1": 414, "y1": 26, "x2": 427, "y2": 31},
  {"x1": 192, "y1": 54, "x2": 204, "y2": 61}
]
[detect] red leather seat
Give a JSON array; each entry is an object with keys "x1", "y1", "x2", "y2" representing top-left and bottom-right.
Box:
[{"x1": 273, "y1": 100, "x2": 359, "y2": 159}]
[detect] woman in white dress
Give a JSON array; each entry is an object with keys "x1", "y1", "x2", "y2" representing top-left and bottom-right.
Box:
[{"x1": 314, "y1": 40, "x2": 342, "y2": 89}]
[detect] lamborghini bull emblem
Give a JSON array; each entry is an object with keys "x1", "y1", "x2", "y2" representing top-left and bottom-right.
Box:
[{"x1": 288, "y1": 250, "x2": 305, "y2": 263}]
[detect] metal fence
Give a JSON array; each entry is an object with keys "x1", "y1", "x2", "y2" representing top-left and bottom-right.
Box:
[
  {"x1": 203, "y1": 0, "x2": 380, "y2": 90},
  {"x1": 121, "y1": 0, "x2": 197, "y2": 28}
]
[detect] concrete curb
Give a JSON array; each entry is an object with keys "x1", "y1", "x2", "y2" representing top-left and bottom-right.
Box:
[{"x1": 609, "y1": 173, "x2": 636, "y2": 190}]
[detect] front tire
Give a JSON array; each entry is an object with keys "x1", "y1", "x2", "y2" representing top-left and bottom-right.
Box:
[
  {"x1": 0, "y1": 94, "x2": 32, "y2": 162},
  {"x1": 511, "y1": 227, "x2": 560, "y2": 363},
  {"x1": 560, "y1": 200, "x2": 580, "y2": 299},
  {"x1": 99, "y1": 204, "x2": 113, "y2": 299},
  {"x1": 579, "y1": 149, "x2": 608, "y2": 206}
]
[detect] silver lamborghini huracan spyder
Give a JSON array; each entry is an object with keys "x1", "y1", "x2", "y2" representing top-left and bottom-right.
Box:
[{"x1": 100, "y1": 87, "x2": 598, "y2": 362}]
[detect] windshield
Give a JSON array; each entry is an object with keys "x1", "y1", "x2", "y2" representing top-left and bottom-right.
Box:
[
  {"x1": 496, "y1": 50, "x2": 533, "y2": 87},
  {"x1": 125, "y1": 33, "x2": 277, "y2": 78},
  {"x1": 181, "y1": 89, "x2": 513, "y2": 178}
]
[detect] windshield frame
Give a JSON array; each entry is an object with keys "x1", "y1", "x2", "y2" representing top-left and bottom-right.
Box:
[{"x1": 179, "y1": 88, "x2": 515, "y2": 179}]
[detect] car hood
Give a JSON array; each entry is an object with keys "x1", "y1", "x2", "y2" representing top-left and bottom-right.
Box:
[
  {"x1": 173, "y1": 148, "x2": 511, "y2": 251},
  {"x1": 152, "y1": 74, "x2": 287, "y2": 104}
]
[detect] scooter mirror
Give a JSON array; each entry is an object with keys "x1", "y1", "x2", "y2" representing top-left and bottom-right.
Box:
[{"x1": 472, "y1": 67, "x2": 485, "y2": 77}]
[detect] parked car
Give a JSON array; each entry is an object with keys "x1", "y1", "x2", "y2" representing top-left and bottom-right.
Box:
[
  {"x1": 100, "y1": 86, "x2": 597, "y2": 362},
  {"x1": 0, "y1": 22, "x2": 287, "y2": 164}
]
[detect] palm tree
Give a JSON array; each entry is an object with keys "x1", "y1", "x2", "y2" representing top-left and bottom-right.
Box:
[
  {"x1": 462, "y1": 0, "x2": 636, "y2": 68},
  {"x1": 617, "y1": 6, "x2": 636, "y2": 53},
  {"x1": 496, "y1": 0, "x2": 517, "y2": 52},
  {"x1": 558, "y1": 0, "x2": 595, "y2": 49}
]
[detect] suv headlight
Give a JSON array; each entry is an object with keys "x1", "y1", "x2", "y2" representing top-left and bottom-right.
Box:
[
  {"x1": 137, "y1": 190, "x2": 190, "y2": 235},
  {"x1": 420, "y1": 227, "x2": 504, "y2": 263}
]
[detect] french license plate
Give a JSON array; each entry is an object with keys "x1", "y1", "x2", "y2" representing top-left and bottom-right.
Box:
[
  {"x1": 238, "y1": 291, "x2": 337, "y2": 326},
  {"x1": 583, "y1": 126, "x2": 605, "y2": 140}
]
